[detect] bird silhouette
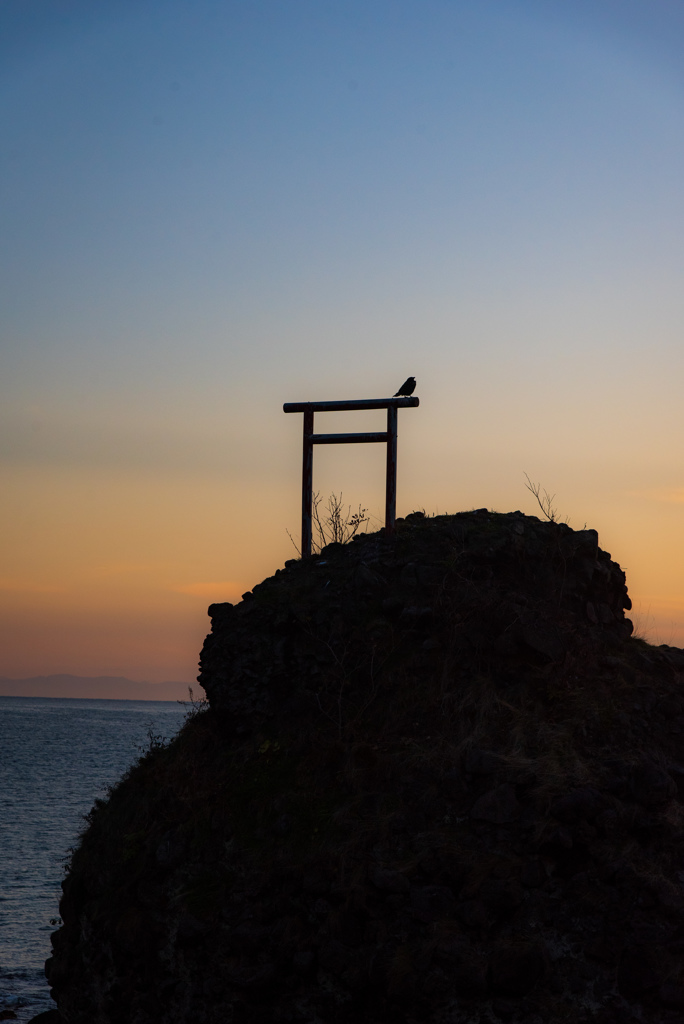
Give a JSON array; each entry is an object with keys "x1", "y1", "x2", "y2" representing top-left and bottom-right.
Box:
[{"x1": 393, "y1": 376, "x2": 416, "y2": 397}]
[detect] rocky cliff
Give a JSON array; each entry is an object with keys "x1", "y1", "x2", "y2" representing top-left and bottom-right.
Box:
[{"x1": 44, "y1": 511, "x2": 684, "y2": 1023}]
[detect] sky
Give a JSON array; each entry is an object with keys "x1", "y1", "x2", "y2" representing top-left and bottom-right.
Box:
[{"x1": 2, "y1": 0, "x2": 684, "y2": 687}]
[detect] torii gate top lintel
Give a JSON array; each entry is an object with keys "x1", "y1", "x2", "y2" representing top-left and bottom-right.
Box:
[
  {"x1": 283, "y1": 397, "x2": 419, "y2": 413},
  {"x1": 284, "y1": 395, "x2": 420, "y2": 557}
]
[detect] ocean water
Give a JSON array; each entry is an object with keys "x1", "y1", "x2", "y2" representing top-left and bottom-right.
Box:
[{"x1": 0, "y1": 696, "x2": 187, "y2": 1022}]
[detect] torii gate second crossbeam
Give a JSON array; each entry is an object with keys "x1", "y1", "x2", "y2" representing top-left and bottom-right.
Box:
[{"x1": 283, "y1": 396, "x2": 420, "y2": 557}]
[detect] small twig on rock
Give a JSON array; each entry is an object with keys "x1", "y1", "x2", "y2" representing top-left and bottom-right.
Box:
[{"x1": 524, "y1": 473, "x2": 567, "y2": 524}]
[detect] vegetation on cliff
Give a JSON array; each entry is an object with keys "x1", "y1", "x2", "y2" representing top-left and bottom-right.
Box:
[{"x1": 46, "y1": 511, "x2": 684, "y2": 1023}]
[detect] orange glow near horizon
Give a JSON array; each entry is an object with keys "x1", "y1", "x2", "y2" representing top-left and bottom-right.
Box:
[{"x1": 3, "y1": 440, "x2": 684, "y2": 683}]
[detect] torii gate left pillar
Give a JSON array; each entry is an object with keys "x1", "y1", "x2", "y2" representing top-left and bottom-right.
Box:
[{"x1": 283, "y1": 396, "x2": 420, "y2": 557}]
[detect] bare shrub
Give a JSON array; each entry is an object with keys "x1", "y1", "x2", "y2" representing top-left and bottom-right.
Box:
[
  {"x1": 288, "y1": 491, "x2": 371, "y2": 556},
  {"x1": 178, "y1": 686, "x2": 209, "y2": 722},
  {"x1": 524, "y1": 473, "x2": 568, "y2": 524}
]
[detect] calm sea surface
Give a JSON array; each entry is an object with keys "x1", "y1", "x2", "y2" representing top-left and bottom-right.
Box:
[{"x1": 0, "y1": 696, "x2": 187, "y2": 1022}]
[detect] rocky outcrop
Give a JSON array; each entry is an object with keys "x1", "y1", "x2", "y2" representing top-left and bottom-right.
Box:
[
  {"x1": 45, "y1": 511, "x2": 684, "y2": 1024},
  {"x1": 199, "y1": 510, "x2": 632, "y2": 730}
]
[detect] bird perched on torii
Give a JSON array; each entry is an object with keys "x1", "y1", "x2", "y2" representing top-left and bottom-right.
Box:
[{"x1": 393, "y1": 376, "x2": 416, "y2": 397}]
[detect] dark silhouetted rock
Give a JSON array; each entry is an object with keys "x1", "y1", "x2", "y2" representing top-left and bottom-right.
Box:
[
  {"x1": 551, "y1": 786, "x2": 610, "y2": 824},
  {"x1": 520, "y1": 857, "x2": 545, "y2": 888},
  {"x1": 455, "y1": 898, "x2": 489, "y2": 933},
  {"x1": 434, "y1": 939, "x2": 487, "y2": 995},
  {"x1": 658, "y1": 981, "x2": 684, "y2": 1010},
  {"x1": 488, "y1": 943, "x2": 546, "y2": 996},
  {"x1": 630, "y1": 763, "x2": 677, "y2": 807},
  {"x1": 410, "y1": 884, "x2": 456, "y2": 922},
  {"x1": 471, "y1": 783, "x2": 521, "y2": 823},
  {"x1": 370, "y1": 867, "x2": 409, "y2": 893},
  {"x1": 45, "y1": 513, "x2": 684, "y2": 1024},
  {"x1": 617, "y1": 944, "x2": 662, "y2": 998}
]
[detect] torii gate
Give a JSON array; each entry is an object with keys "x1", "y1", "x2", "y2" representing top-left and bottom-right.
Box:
[{"x1": 283, "y1": 396, "x2": 420, "y2": 557}]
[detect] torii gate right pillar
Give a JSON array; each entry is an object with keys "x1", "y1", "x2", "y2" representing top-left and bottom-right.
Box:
[{"x1": 385, "y1": 403, "x2": 398, "y2": 534}]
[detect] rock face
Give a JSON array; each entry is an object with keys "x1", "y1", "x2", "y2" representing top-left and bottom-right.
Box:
[
  {"x1": 199, "y1": 510, "x2": 632, "y2": 727},
  {"x1": 46, "y1": 511, "x2": 684, "y2": 1024}
]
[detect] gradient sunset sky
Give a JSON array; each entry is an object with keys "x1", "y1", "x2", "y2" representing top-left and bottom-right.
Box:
[{"x1": 2, "y1": 0, "x2": 684, "y2": 686}]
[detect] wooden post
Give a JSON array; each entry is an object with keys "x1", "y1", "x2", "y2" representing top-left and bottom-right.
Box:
[
  {"x1": 385, "y1": 404, "x2": 397, "y2": 534},
  {"x1": 302, "y1": 408, "x2": 313, "y2": 558}
]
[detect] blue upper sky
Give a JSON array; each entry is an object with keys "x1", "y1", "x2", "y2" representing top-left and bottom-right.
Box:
[{"x1": 3, "y1": 1, "x2": 684, "y2": 408}]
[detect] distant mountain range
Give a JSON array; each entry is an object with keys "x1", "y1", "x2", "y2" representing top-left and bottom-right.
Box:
[{"x1": 0, "y1": 675, "x2": 196, "y2": 701}]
